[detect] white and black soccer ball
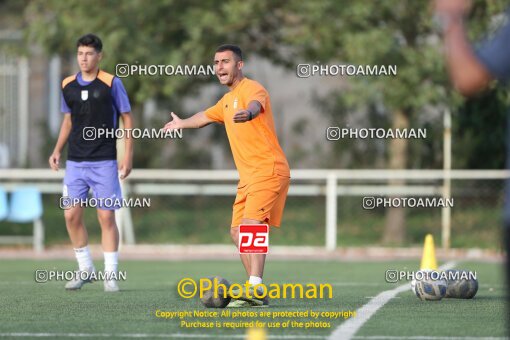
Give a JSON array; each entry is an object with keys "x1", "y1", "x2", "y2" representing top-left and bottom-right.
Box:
[
  {"x1": 200, "y1": 276, "x2": 231, "y2": 308},
  {"x1": 412, "y1": 270, "x2": 447, "y2": 301}
]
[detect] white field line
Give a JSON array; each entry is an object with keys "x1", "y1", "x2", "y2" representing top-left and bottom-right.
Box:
[{"x1": 328, "y1": 261, "x2": 458, "y2": 340}]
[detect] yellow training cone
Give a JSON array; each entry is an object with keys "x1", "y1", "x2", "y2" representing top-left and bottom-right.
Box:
[
  {"x1": 420, "y1": 234, "x2": 438, "y2": 270},
  {"x1": 246, "y1": 327, "x2": 266, "y2": 340}
]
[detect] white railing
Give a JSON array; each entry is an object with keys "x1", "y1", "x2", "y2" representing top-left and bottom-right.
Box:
[{"x1": 1, "y1": 169, "x2": 508, "y2": 250}]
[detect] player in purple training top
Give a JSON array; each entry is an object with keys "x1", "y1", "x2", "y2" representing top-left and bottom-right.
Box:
[{"x1": 48, "y1": 33, "x2": 133, "y2": 292}]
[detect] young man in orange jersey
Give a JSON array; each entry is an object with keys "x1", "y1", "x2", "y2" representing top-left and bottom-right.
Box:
[{"x1": 163, "y1": 44, "x2": 290, "y2": 307}]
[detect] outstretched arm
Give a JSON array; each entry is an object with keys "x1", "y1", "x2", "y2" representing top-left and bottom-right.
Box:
[{"x1": 163, "y1": 111, "x2": 214, "y2": 131}]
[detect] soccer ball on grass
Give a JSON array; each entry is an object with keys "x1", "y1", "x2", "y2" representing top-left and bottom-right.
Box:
[
  {"x1": 199, "y1": 276, "x2": 231, "y2": 308},
  {"x1": 411, "y1": 270, "x2": 447, "y2": 301}
]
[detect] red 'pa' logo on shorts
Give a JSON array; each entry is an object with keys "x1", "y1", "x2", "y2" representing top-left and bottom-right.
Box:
[{"x1": 239, "y1": 224, "x2": 269, "y2": 254}]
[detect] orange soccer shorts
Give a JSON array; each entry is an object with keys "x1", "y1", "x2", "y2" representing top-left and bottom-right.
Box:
[{"x1": 231, "y1": 175, "x2": 290, "y2": 228}]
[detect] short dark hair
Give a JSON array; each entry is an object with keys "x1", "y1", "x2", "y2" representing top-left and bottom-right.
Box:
[
  {"x1": 215, "y1": 44, "x2": 243, "y2": 61},
  {"x1": 77, "y1": 34, "x2": 103, "y2": 52}
]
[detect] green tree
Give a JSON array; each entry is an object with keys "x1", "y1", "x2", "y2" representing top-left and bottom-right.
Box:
[
  {"x1": 271, "y1": 0, "x2": 509, "y2": 244},
  {"x1": 24, "y1": 0, "x2": 291, "y2": 103},
  {"x1": 454, "y1": 87, "x2": 509, "y2": 169},
  {"x1": 23, "y1": 0, "x2": 291, "y2": 169}
]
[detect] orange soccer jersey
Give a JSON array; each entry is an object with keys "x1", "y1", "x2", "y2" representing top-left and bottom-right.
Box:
[{"x1": 204, "y1": 77, "x2": 290, "y2": 187}]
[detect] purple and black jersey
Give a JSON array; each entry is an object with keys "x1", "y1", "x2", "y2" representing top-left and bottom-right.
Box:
[
  {"x1": 61, "y1": 70, "x2": 131, "y2": 162},
  {"x1": 61, "y1": 72, "x2": 131, "y2": 117}
]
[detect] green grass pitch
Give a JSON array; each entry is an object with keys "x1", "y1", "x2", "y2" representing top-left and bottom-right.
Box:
[{"x1": 0, "y1": 259, "x2": 506, "y2": 338}]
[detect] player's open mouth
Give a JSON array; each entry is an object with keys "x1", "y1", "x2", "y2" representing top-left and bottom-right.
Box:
[{"x1": 218, "y1": 73, "x2": 228, "y2": 81}]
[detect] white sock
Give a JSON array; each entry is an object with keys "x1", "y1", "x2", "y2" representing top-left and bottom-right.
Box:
[
  {"x1": 249, "y1": 276, "x2": 263, "y2": 285},
  {"x1": 74, "y1": 246, "x2": 94, "y2": 272},
  {"x1": 104, "y1": 252, "x2": 118, "y2": 276}
]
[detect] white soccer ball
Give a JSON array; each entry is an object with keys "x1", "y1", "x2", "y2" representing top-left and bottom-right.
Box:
[{"x1": 412, "y1": 270, "x2": 447, "y2": 301}]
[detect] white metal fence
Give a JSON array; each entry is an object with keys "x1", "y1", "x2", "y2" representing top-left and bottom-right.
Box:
[
  {"x1": 0, "y1": 53, "x2": 28, "y2": 168},
  {"x1": 0, "y1": 168, "x2": 508, "y2": 251}
]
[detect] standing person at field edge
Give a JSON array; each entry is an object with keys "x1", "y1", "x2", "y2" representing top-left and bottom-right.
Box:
[
  {"x1": 163, "y1": 44, "x2": 290, "y2": 307},
  {"x1": 434, "y1": 0, "x2": 510, "y2": 329},
  {"x1": 48, "y1": 33, "x2": 133, "y2": 292}
]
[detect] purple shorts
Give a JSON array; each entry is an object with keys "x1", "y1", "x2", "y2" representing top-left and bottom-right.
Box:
[{"x1": 63, "y1": 160, "x2": 122, "y2": 210}]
